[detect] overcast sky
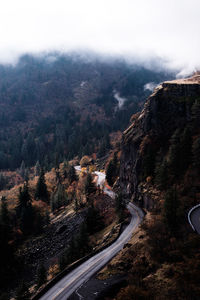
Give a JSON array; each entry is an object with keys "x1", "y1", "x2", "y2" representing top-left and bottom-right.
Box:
[{"x1": 0, "y1": 0, "x2": 199, "y2": 73}]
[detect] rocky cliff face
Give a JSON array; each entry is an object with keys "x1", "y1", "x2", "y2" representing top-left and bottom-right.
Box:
[{"x1": 119, "y1": 75, "x2": 200, "y2": 206}]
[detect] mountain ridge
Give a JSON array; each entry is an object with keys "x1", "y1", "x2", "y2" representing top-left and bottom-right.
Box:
[{"x1": 104, "y1": 74, "x2": 200, "y2": 299}]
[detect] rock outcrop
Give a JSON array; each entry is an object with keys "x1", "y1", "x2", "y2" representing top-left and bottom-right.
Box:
[{"x1": 119, "y1": 75, "x2": 200, "y2": 206}]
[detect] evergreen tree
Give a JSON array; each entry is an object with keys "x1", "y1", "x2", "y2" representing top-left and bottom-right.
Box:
[
  {"x1": 68, "y1": 165, "x2": 77, "y2": 183},
  {"x1": 35, "y1": 160, "x2": 41, "y2": 176},
  {"x1": 51, "y1": 184, "x2": 68, "y2": 211},
  {"x1": 106, "y1": 153, "x2": 118, "y2": 186},
  {"x1": 24, "y1": 168, "x2": 29, "y2": 182},
  {"x1": 50, "y1": 194, "x2": 56, "y2": 213},
  {"x1": 43, "y1": 155, "x2": 49, "y2": 172},
  {"x1": 62, "y1": 160, "x2": 69, "y2": 179},
  {"x1": 106, "y1": 160, "x2": 114, "y2": 186},
  {"x1": 55, "y1": 153, "x2": 60, "y2": 170},
  {"x1": 16, "y1": 182, "x2": 34, "y2": 234},
  {"x1": 16, "y1": 182, "x2": 31, "y2": 217},
  {"x1": 35, "y1": 168, "x2": 49, "y2": 202},
  {"x1": 97, "y1": 134, "x2": 111, "y2": 158},
  {"x1": 0, "y1": 173, "x2": 8, "y2": 191}
]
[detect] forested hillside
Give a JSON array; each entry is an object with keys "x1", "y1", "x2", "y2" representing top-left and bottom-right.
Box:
[
  {"x1": 0, "y1": 53, "x2": 173, "y2": 172},
  {"x1": 0, "y1": 53, "x2": 176, "y2": 299}
]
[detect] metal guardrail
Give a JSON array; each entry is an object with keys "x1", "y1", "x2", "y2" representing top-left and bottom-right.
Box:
[{"x1": 188, "y1": 203, "x2": 200, "y2": 231}]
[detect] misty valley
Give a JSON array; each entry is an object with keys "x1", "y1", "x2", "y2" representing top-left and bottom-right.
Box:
[{"x1": 0, "y1": 52, "x2": 200, "y2": 300}]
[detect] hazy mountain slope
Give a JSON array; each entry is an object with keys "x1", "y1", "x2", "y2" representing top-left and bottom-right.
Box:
[{"x1": 0, "y1": 53, "x2": 174, "y2": 171}]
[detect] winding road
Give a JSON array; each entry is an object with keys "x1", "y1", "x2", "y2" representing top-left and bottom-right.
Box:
[
  {"x1": 39, "y1": 168, "x2": 144, "y2": 300},
  {"x1": 188, "y1": 204, "x2": 200, "y2": 234}
]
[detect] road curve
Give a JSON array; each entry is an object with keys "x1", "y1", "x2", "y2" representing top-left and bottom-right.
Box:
[
  {"x1": 40, "y1": 202, "x2": 143, "y2": 300},
  {"x1": 188, "y1": 204, "x2": 200, "y2": 234}
]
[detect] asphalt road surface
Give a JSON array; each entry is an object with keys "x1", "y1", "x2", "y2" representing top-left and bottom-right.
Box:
[
  {"x1": 189, "y1": 205, "x2": 200, "y2": 234},
  {"x1": 40, "y1": 202, "x2": 143, "y2": 300}
]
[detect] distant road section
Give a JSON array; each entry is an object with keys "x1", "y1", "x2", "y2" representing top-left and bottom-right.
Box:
[
  {"x1": 188, "y1": 204, "x2": 200, "y2": 234},
  {"x1": 40, "y1": 202, "x2": 143, "y2": 300}
]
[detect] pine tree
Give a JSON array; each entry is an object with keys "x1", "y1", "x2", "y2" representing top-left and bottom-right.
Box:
[
  {"x1": 62, "y1": 160, "x2": 69, "y2": 179},
  {"x1": 16, "y1": 182, "x2": 34, "y2": 234},
  {"x1": 50, "y1": 184, "x2": 68, "y2": 212},
  {"x1": 106, "y1": 152, "x2": 119, "y2": 186},
  {"x1": 16, "y1": 182, "x2": 31, "y2": 217},
  {"x1": 43, "y1": 155, "x2": 49, "y2": 172},
  {"x1": 0, "y1": 173, "x2": 8, "y2": 191},
  {"x1": 35, "y1": 160, "x2": 41, "y2": 176},
  {"x1": 50, "y1": 194, "x2": 56, "y2": 213},
  {"x1": 55, "y1": 153, "x2": 60, "y2": 170},
  {"x1": 35, "y1": 168, "x2": 49, "y2": 202},
  {"x1": 68, "y1": 165, "x2": 77, "y2": 183},
  {"x1": 106, "y1": 160, "x2": 115, "y2": 186},
  {"x1": 24, "y1": 168, "x2": 29, "y2": 182}
]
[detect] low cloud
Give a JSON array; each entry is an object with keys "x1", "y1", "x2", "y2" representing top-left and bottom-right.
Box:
[
  {"x1": 144, "y1": 82, "x2": 158, "y2": 92},
  {"x1": 114, "y1": 90, "x2": 127, "y2": 109},
  {"x1": 0, "y1": 0, "x2": 199, "y2": 73}
]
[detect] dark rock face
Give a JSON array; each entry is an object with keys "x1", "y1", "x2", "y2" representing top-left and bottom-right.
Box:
[
  {"x1": 119, "y1": 80, "x2": 200, "y2": 205},
  {"x1": 20, "y1": 210, "x2": 87, "y2": 275}
]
